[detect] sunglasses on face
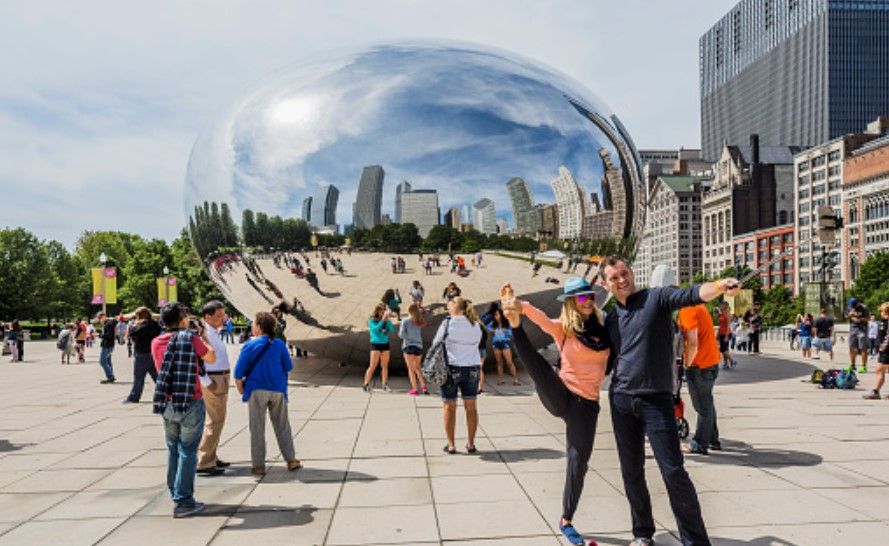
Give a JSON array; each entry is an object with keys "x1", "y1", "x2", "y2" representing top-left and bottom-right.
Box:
[{"x1": 575, "y1": 294, "x2": 594, "y2": 304}]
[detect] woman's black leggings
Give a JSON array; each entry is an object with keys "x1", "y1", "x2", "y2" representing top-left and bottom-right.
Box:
[{"x1": 513, "y1": 325, "x2": 600, "y2": 521}]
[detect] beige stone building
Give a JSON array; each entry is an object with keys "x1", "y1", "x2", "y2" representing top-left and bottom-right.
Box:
[{"x1": 643, "y1": 175, "x2": 708, "y2": 285}]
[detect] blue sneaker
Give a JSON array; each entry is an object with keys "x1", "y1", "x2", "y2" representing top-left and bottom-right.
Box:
[{"x1": 559, "y1": 522, "x2": 584, "y2": 545}]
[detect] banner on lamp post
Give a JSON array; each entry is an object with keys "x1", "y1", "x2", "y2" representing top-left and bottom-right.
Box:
[{"x1": 91, "y1": 267, "x2": 117, "y2": 305}]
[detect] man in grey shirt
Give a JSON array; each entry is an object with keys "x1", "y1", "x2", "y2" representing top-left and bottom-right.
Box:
[{"x1": 599, "y1": 256, "x2": 739, "y2": 546}]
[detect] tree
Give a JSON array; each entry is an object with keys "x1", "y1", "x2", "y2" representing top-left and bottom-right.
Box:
[
  {"x1": 44, "y1": 241, "x2": 86, "y2": 321},
  {"x1": 0, "y1": 228, "x2": 53, "y2": 320},
  {"x1": 422, "y1": 225, "x2": 462, "y2": 251},
  {"x1": 119, "y1": 238, "x2": 173, "y2": 310},
  {"x1": 759, "y1": 285, "x2": 802, "y2": 327},
  {"x1": 170, "y1": 229, "x2": 228, "y2": 313},
  {"x1": 851, "y1": 252, "x2": 889, "y2": 312},
  {"x1": 242, "y1": 209, "x2": 256, "y2": 247}
]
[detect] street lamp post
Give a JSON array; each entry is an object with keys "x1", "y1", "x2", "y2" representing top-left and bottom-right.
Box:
[
  {"x1": 163, "y1": 266, "x2": 170, "y2": 305},
  {"x1": 99, "y1": 252, "x2": 107, "y2": 316}
]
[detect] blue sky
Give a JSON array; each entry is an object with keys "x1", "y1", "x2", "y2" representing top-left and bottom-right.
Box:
[{"x1": 0, "y1": 0, "x2": 739, "y2": 247}]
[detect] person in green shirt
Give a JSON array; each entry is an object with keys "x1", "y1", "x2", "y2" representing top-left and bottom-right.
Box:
[{"x1": 364, "y1": 303, "x2": 398, "y2": 392}]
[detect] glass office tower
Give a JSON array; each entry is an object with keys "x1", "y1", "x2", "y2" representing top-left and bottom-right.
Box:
[{"x1": 700, "y1": 0, "x2": 889, "y2": 160}]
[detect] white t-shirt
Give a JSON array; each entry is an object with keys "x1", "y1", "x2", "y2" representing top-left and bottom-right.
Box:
[
  {"x1": 204, "y1": 324, "x2": 230, "y2": 372},
  {"x1": 868, "y1": 320, "x2": 880, "y2": 338}
]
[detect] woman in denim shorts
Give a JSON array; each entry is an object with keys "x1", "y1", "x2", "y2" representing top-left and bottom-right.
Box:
[
  {"x1": 399, "y1": 304, "x2": 428, "y2": 396},
  {"x1": 432, "y1": 297, "x2": 482, "y2": 454}
]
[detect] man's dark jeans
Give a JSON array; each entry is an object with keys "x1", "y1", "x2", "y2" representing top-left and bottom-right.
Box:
[
  {"x1": 127, "y1": 352, "x2": 158, "y2": 402},
  {"x1": 685, "y1": 366, "x2": 719, "y2": 452},
  {"x1": 610, "y1": 391, "x2": 710, "y2": 546}
]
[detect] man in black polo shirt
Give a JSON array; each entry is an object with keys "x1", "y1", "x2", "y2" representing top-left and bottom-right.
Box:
[{"x1": 599, "y1": 256, "x2": 739, "y2": 546}]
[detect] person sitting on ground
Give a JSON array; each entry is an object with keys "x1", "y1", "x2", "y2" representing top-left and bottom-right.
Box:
[
  {"x1": 442, "y1": 282, "x2": 461, "y2": 302},
  {"x1": 233, "y1": 311, "x2": 301, "y2": 475}
]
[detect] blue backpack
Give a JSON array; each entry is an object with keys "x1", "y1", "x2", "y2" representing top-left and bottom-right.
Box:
[{"x1": 834, "y1": 368, "x2": 858, "y2": 389}]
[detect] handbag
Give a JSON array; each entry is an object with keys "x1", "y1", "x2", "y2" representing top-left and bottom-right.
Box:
[
  {"x1": 236, "y1": 339, "x2": 274, "y2": 395},
  {"x1": 421, "y1": 317, "x2": 451, "y2": 385}
]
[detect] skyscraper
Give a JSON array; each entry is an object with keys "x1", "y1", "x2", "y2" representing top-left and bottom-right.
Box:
[
  {"x1": 301, "y1": 196, "x2": 312, "y2": 222},
  {"x1": 401, "y1": 189, "x2": 440, "y2": 237},
  {"x1": 472, "y1": 198, "x2": 497, "y2": 234},
  {"x1": 506, "y1": 177, "x2": 539, "y2": 234},
  {"x1": 550, "y1": 166, "x2": 587, "y2": 240},
  {"x1": 395, "y1": 181, "x2": 412, "y2": 223},
  {"x1": 353, "y1": 165, "x2": 384, "y2": 229},
  {"x1": 700, "y1": 0, "x2": 889, "y2": 160},
  {"x1": 310, "y1": 184, "x2": 339, "y2": 227}
]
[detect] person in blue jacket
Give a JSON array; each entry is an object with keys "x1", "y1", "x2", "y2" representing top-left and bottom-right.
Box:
[{"x1": 234, "y1": 311, "x2": 300, "y2": 476}]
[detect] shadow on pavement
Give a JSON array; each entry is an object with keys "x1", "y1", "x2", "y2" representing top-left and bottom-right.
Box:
[
  {"x1": 708, "y1": 354, "x2": 821, "y2": 387},
  {"x1": 0, "y1": 439, "x2": 30, "y2": 453},
  {"x1": 203, "y1": 504, "x2": 319, "y2": 529},
  {"x1": 678, "y1": 438, "x2": 822, "y2": 468},
  {"x1": 586, "y1": 532, "x2": 801, "y2": 546},
  {"x1": 260, "y1": 467, "x2": 377, "y2": 484},
  {"x1": 480, "y1": 447, "x2": 564, "y2": 463}
]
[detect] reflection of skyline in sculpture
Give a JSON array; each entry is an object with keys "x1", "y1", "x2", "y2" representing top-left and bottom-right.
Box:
[
  {"x1": 395, "y1": 181, "x2": 411, "y2": 223},
  {"x1": 400, "y1": 189, "x2": 440, "y2": 237},
  {"x1": 507, "y1": 177, "x2": 541, "y2": 235},
  {"x1": 184, "y1": 43, "x2": 647, "y2": 239},
  {"x1": 354, "y1": 165, "x2": 384, "y2": 229},
  {"x1": 301, "y1": 197, "x2": 312, "y2": 223},
  {"x1": 551, "y1": 166, "x2": 588, "y2": 240},
  {"x1": 310, "y1": 184, "x2": 339, "y2": 228},
  {"x1": 599, "y1": 147, "x2": 626, "y2": 238},
  {"x1": 472, "y1": 198, "x2": 497, "y2": 234}
]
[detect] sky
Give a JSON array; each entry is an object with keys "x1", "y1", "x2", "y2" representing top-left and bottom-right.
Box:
[{"x1": 0, "y1": 0, "x2": 739, "y2": 248}]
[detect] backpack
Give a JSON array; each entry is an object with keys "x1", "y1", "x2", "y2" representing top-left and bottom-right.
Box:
[
  {"x1": 56, "y1": 330, "x2": 71, "y2": 350},
  {"x1": 810, "y1": 369, "x2": 825, "y2": 384},
  {"x1": 820, "y1": 368, "x2": 841, "y2": 389},
  {"x1": 834, "y1": 368, "x2": 858, "y2": 390},
  {"x1": 421, "y1": 318, "x2": 452, "y2": 385}
]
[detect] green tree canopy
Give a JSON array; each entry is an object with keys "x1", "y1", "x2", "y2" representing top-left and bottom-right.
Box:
[{"x1": 851, "y1": 251, "x2": 889, "y2": 312}]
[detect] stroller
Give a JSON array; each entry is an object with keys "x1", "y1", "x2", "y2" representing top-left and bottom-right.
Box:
[{"x1": 673, "y1": 358, "x2": 689, "y2": 439}]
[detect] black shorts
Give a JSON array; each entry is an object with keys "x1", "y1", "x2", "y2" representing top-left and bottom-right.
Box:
[
  {"x1": 371, "y1": 343, "x2": 390, "y2": 352},
  {"x1": 403, "y1": 345, "x2": 423, "y2": 356},
  {"x1": 718, "y1": 334, "x2": 730, "y2": 353}
]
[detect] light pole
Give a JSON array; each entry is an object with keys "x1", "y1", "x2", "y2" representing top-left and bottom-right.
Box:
[
  {"x1": 163, "y1": 266, "x2": 170, "y2": 305},
  {"x1": 99, "y1": 252, "x2": 107, "y2": 316}
]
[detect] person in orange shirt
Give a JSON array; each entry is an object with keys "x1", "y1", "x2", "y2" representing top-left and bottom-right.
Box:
[
  {"x1": 500, "y1": 278, "x2": 609, "y2": 546},
  {"x1": 678, "y1": 303, "x2": 722, "y2": 455}
]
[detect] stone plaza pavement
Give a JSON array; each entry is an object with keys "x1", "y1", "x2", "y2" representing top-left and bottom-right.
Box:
[{"x1": 1, "y1": 338, "x2": 888, "y2": 545}]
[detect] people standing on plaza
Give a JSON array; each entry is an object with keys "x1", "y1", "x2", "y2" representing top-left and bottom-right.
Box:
[
  {"x1": 868, "y1": 314, "x2": 880, "y2": 357},
  {"x1": 798, "y1": 313, "x2": 814, "y2": 359},
  {"x1": 223, "y1": 316, "x2": 235, "y2": 344},
  {"x1": 74, "y1": 319, "x2": 87, "y2": 362},
  {"x1": 499, "y1": 279, "x2": 608, "y2": 545},
  {"x1": 364, "y1": 303, "x2": 397, "y2": 392},
  {"x1": 123, "y1": 307, "x2": 161, "y2": 403},
  {"x1": 399, "y1": 303, "x2": 428, "y2": 395},
  {"x1": 442, "y1": 282, "x2": 461, "y2": 302},
  {"x1": 734, "y1": 320, "x2": 749, "y2": 352},
  {"x1": 599, "y1": 255, "x2": 740, "y2": 546},
  {"x1": 434, "y1": 297, "x2": 482, "y2": 455},
  {"x1": 485, "y1": 307, "x2": 519, "y2": 385},
  {"x1": 6, "y1": 320, "x2": 21, "y2": 362},
  {"x1": 234, "y1": 311, "x2": 300, "y2": 476},
  {"x1": 846, "y1": 298, "x2": 870, "y2": 372},
  {"x1": 678, "y1": 301, "x2": 723, "y2": 455},
  {"x1": 813, "y1": 308, "x2": 835, "y2": 361},
  {"x1": 97, "y1": 312, "x2": 117, "y2": 383},
  {"x1": 57, "y1": 323, "x2": 76, "y2": 364},
  {"x1": 408, "y1": 280, "x2": 425, "y2": 311},
  {"x1": 305, "y1": 268, "x2": 323, "y2": 295},
  {"x1": 151, "y1": 302, "x2": 217, "y2": 518},
  {"x1": 382, "y1": 288, "x2": 402, "y2": 316},
  {"x1": 716, "y1": 302, "x2": 736, "y2": 369},
  {"x1": 862, "y1": 302, "x2": 889, "y2": 400},
  {"x1": 744, "y1": 305, "x2": 762, "y2": 354},
  {"x1": 729, "y1": 314, "x2": 739, "y2": 350},
  {"x1": 196, "y1": 300, "x2": 232, "y2": 476}
]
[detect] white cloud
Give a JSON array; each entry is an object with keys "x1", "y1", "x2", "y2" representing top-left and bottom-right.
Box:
[{"x1": 0, "y1": 0, "x2": 739, "y2": 246}]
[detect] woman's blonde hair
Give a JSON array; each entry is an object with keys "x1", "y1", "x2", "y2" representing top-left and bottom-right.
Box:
[
  {"x1": 370, "y1": 303, "x2": 387, "y2": 320},
  {"x1": 451, "y1": 297, "x2": 478, "y2": 325},
  {"x1": 880, "y1": 301, "x2": 889, "y2": 316},
  {"x1": 559, "y1": 297, "x2": 603, "y2": 338},
  {"x1": 134, "y1": 307, "x2": 152, "y2": 320}
]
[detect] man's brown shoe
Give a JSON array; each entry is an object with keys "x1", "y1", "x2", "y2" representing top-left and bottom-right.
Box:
[
  {"x1": 286, "y1": 459, "x2": 302, "y2": 471},
  {"x1": 251, "y1": 466, "x2": 266, "y2": 476}
]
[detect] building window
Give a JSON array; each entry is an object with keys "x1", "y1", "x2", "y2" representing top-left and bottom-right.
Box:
[
  {"x1": 783, "y1": 233, "x2": 793, "y2": 243},
  {"x1": 813, "y1": 155, "x2": 826, "y2": 167},
  {"x1": 799, "y1": 161, "x2": 809, "y2": 173},
  {"x1": 779, "y1": 211, "x2": 788, "y2": 224},
  {"x1": 828, "y1": 150, "x2": 840, "y2": 162}
]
